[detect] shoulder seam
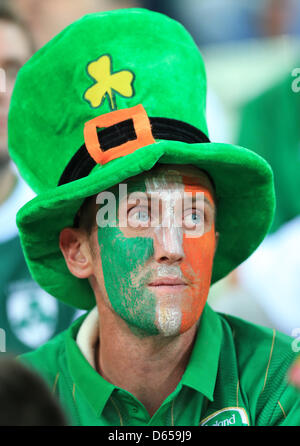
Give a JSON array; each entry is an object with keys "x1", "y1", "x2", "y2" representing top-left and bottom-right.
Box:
[{"x1": 260, "y1": 328, "x2": 276, "y2": 395}]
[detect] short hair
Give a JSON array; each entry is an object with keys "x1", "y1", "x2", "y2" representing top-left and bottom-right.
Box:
[
  {"x1": 0, "y1": 1, "x2": 36, "y2": 53},
  {"x1": 73, "y1": 194, "x2": 97, "y2": 235}
]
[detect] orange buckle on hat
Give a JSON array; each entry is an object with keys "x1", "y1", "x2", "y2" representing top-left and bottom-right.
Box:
[{"x1": 83, "y1": 104, "x2": 156, "y2": 165}]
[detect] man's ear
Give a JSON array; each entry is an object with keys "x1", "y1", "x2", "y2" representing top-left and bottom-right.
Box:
[{"x1": 59, "y1": 227, "x2": 93, "y2": 279}]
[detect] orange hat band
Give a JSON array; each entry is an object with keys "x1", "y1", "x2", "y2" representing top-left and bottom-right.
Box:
[
  {"x1": 58, "y1": 104, "x2": 210, "y2": 186},
  {"x1": 83, "y1": 104, "x2": 156, "y2": 165}
]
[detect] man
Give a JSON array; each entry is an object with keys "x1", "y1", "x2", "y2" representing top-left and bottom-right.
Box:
[
  {"x1": 0, "y1": 3, "x2": 78, "y2": 354},
  {"x1": 8, "y1": 9, "x2": 300, "y2": 425}
]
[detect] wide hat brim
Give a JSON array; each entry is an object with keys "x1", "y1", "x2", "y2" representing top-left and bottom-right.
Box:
[{"x1": 17, "y1": 139, "x2": 275, "y2": 310}]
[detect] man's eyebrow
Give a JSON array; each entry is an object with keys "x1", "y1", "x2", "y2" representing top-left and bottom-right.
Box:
[
  {"x1": 127, "y1": 192, "x2": 215, "y2": 210},
  {"x1": 191, "y1": 194, "x2": 214, "y2": 209}
]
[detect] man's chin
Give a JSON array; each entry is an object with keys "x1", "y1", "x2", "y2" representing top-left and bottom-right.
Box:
[{"x1": 155, "y1": 303, "x2": 183, "y2": 337}]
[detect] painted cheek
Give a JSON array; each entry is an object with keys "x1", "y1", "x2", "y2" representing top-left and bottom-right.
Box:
[
  {"x1": 179, "y1": 183, "x2": 216, "y2": 333},
  {"x1": 97, "y1": 226, "x2": 160, "y2": 335},
  {"x1": 180, "y1": 226, "x2": 215, "y2": 333}
]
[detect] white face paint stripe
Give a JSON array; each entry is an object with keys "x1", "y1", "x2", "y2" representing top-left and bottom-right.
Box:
[
  {"x1": 157, "y1": 302, "x2": 182, "y2": 336},
  {"x1": 145, "y1": 173, "x2": 184, "y2": 258},
  {"x1": 145, "y1": 171, "x2": 185, "y2": 336}
]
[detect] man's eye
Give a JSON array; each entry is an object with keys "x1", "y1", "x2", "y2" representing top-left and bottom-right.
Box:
[
  {"x1": 128, "y1": 208, "x2": 150, "y2": 227},
  {"x1": 183, "y1": 211, "x2": 204, "y2": 229},
  {"x1": 136, "y1": 210, "x2": 149, "y2": 222}
]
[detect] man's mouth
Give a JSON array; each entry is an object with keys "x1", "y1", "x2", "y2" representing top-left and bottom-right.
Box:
[{"x1": 148, "y1": 277, "x2": 187, "y2": 293}]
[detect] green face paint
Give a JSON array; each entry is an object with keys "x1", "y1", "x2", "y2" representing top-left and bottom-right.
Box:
[
  {"x1": 97, "y1": 180, "x2": 160, "y2": 336},
  {"x1": 98, "y1": 225, "x2": 159, "y2": 335}
]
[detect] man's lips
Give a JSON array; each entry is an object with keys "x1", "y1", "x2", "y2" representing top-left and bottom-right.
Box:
[
  {"x1": 148, "y1": 277, "x2": 187, "y2": 293},
  {"x1": 148, "y1": 277, "x2": 186, "y2": 286}
]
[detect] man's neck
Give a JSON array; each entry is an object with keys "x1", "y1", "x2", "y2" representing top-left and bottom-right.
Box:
[
  {"x1": 95, "y1": 301, "x2": 198, "y2": 417},
  {"x1": 0, "y1": 164, "x2": 17, "y2": 206}
]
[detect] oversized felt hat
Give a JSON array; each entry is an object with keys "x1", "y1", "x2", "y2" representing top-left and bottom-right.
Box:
[{"x1": 8, "y1": 8, "x2": 275, "y2": 310}]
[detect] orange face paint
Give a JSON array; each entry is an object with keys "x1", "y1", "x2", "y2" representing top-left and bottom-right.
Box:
[{"x1": 179, "y1": 181, "x2": 216, "y2": 333}]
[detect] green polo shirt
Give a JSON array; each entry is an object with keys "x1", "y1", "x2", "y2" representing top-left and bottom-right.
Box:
[{"x1": 19, "y1": 304, "x2": 300, "y2": 426}]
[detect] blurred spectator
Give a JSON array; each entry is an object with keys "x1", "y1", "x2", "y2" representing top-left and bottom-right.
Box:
[
  {"x1": 0, "y1": 357, "x2": 67, "y2": 426},
  {"x1": 11, "y1": 0, "x2": 140, "y2": 49},
  {"x1": 260, "y1": 0, "x2": 295, "y2": 38},
  {"x1": 212, "y1": 68, "x2": 300, "y2": 336},
  {"x1": 225, "y1": 70, "x2": 300, "y2": 336},
  {"x1": 149, "y1": 0, "x2": 300, "y2": 47},
  {"x1": 0, "y1": 2, "x2": 79, "y2": 355},
  {"x1": 211, "y1": 69, "x2": 300, "y2": 334},
  {"x1": 238, "y1": 71, "x2": 300, "y2": 233}
]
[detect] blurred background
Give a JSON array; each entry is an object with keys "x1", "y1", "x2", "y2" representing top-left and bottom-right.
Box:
[{"x1": 0, "y1": 0, "x2": 299, "y2": 356}]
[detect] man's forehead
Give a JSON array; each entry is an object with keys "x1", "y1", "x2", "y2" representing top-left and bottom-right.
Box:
[{"x1": 123, "y1": 164, "x2": 213, "y2": 190}]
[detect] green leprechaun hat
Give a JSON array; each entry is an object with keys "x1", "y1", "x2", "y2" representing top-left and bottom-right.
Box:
[{"x1": 8, "y1": 8, "x2": 275, "y2": 310}]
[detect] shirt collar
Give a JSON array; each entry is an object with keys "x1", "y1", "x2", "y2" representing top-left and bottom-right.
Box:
[
  {"x1": 65, "y1": 311, "x2": 115, "y2": 417},
  {"x1": 76, "y1": 306, "x2": 99, "y2": 368},
  {"x1": 66, "y1": 303, "x2": 222, "y2": 416}
]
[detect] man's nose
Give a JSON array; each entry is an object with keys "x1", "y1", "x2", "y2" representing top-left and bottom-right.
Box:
[{"x1": 153, "y1": 226, "x2": 184, "y2": 264}]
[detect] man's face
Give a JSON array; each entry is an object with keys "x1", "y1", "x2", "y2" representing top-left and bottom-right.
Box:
[
  {"x1": 89, "y1": 164, "x2": 217, "y2": 337},
  {"x1": 0, "y1": 20, "x2": 31, "y2": 162}
]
